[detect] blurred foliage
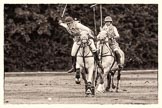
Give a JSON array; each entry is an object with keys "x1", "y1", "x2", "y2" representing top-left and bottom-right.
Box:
[{"x1": 4, "y1": 4, "x2": 158, "y2": 72}]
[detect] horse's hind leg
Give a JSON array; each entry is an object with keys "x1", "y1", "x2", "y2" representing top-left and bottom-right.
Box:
[
  {"x1": 91, "y1": 69, "x2": 97, "y2": 96},
  {"x1": 111, "y1": 71, "x2": 116, "y2": 89},
  {"x1": 106, "y1": 72, "x2": 111, "y2": 91},
  {"x1": 116, "y1": 70, "x2": 121, "y2": 92},
  {"x1": 95, "y1": 71, "x2": 98, "y2": 86}
]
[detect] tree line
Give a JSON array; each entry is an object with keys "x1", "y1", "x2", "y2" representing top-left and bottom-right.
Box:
[{"x1": 4, "y1": 4, "x2": 158, "y2": 72}]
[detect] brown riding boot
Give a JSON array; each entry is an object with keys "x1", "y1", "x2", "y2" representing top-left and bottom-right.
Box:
[
  {"x1": 67, "y1": 56, "x2": 76, "y2": 73},
  {"x1": 114, "y1": 51, "x2": 123, "y2": 69}
]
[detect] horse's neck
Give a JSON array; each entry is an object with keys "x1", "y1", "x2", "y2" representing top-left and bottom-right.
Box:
[
  {"x1": 77, "y1": 45, "x2": 93, "y2": 56},
  {"x1": 100, "y1": 42, "x2": 113, "y2": 56}
]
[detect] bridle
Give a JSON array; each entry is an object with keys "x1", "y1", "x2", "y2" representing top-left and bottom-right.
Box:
[
  {"x1": 98, "y1": 32, "x2": 116, "y2": 70},
  {"x1": 77, "y1": 35, "x2": 93, "y2": 58},
  {"x1": 99, "y1": 37, "x2": 114, "y2": 57}
]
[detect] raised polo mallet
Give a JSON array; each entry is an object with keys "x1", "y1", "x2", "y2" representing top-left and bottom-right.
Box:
[
  {"x1": 90, "y1": 4, "x2": 97, "y2": 35},
  {"x1": 100, "y1": 4, "x2": 103, "y2": 27},
  {"x1": 61, "y1": 4, "x2": 67, "y2": 18}
]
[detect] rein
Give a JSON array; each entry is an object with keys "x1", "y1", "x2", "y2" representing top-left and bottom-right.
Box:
[
  {"x1": 82, "y1": 45, "x2": 88, "y2": 74},
  {"x1": 77, "y1": 40, "x2": 93, "y2": 74},
  {"x1": 100, "y1": 40, "x2": 116, "y2": 70},
  {"x1": 77, "y1": 39, "x2": 93, "y2": 58},
  {"x1": 100, "y1": 40, "x2": 114, "y2": 57}
]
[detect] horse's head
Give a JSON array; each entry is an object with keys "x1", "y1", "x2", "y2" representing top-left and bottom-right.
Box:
[
  {"x1": 77, "y1": 31, "x2": 92, "y2": 56},
  {"x1": 80, "y1": 31, "x2": 89, "y2": 44},
  {"x1": 97, "y1": 30, "x2": 112, "y2": 55},
  {"x1": 97, "y1": 30, "x2": 108, "y2": 42}
]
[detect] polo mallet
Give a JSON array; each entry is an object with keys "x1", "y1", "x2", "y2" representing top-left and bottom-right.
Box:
[
  {"x1": 100, "y1": 4, "x2": 103, "y2": 27},
  {"x1": 90, "y1": 4, "x2": 97, "y2": 35},
  {"x1": 61, "y1": 4, "x2": 67, "y2": 18}
]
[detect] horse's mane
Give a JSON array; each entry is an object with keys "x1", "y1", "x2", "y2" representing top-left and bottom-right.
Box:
[{"x1": 97, "y1": 31, "x2": 108, "y2": 40}]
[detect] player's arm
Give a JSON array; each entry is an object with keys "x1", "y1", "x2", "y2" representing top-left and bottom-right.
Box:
[
  {"x1": 77, "y1": 23, "x2": 94, "y2": 38},
  {"x1": 113, "y1": 26, "x2": 120, "y2": 39}
]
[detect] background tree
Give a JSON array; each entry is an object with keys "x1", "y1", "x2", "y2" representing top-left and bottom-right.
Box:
[{"x1": 4, "y1": 4, "x2": 158, "y2": 72}]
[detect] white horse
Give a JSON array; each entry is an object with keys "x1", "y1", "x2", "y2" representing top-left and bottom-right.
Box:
[
  {"x1": 75, "y1": 31, "x2": 96, "y2": 96},
  {"x1": 96, "y1": 30, "x2": 125, "y2": 92}
]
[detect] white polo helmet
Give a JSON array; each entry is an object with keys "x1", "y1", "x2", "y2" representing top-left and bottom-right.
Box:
[{"x1": 104, "y1": 16, "x2": 113, "y2": 22}]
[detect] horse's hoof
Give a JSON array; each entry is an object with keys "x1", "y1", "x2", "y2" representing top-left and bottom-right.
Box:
[
  {"x1": 75, "y1": 78, "x2": 81, "y2": 84},
  {"x1": 75, "y1": 81, "x2": 80, "y2": 84},
  {"x1": 105, "y1": 87, "x2": 110, "y2": 92},
  {"x1": 97, "y1": 84, "x2": 105, "y2": 93},
  {"x1": 96, "y1": 90, "x2": 105, "y2": 93},
  {"x1": 86, "y1": 88, "x2": 92, "y2": 95},
  {"x1": 108, "y1": 88, "x2": 115, "y2": 92},
  {"x1": 85, "y1": 94, "x2": 93, "y2": 97},
  {"x1": 112, "y1": 85, "x2": 116, "y2": 89},
  {"x1": 116, "y1": 89, "x2": 122, "y2": 92}
]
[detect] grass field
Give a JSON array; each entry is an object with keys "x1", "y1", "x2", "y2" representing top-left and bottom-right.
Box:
[{"x1": 4, "y1": 70, "x2": 158, "y2": 104}]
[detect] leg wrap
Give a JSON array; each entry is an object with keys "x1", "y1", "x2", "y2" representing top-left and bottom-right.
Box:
[
  {"x1": 86, "y1": 82, "x2": 92, "y2": 95},
  {"x1": 72, "y1": 56, "x2": 76, "y2": 72},
  {"x1": 117, "y1": 71, "x2": 121, "y2": 80},
  {"x1": 75, "y1": 68, "x2": 80, "y2": 79},
  {"x1": 91, "y1": 86, "x2": 95, "y2": 95}
]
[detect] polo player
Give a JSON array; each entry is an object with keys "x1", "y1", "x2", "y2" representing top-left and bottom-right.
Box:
[
  {"x1": 100, "y1": 16, "x2": 125, "y2": 69},
  {"x1": 58, "y1": 16, "x2": 104, "y2": 73}
]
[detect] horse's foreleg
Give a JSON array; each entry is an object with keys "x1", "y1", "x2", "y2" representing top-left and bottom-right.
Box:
[
  {"x1": 106, "y1": 72, "x2": 111, "y2": 91},
  {"x1": 101, "y1": 67, "x2": 112, "y2": 92},
  {"x1": 97, "y1": 67, "x2": 109, "y2": 93},
  {"x1": 80, "y1": 68, "x2": 91, "y2": 96},
  {"x1": 95, "y1": 71, "x2": 99, "y2": 86},
  {"x1": 97, "y1": 67, "x2": 104, "y2": 84},
  {"x1": 116, "y1": 70, "x2": 121, "y2": 92},
  {"x1": 91, "y1": 69, "x2": 96, "y2": 96},
  {"x1": 87, "y1": 67, "x2": 94, "y2": 84},
  {"x1": 81, "y1": 68, "x2": 87, "y2": 84},
  {"x1": 85, "y1": 66, "x2": 95, "y2": 96},
  {"x1": 75, "y1": 68, "x2": 81, "y2": 84},
  {"x1": 111, "y1": 71, "x2": 116, "y2": 89}
]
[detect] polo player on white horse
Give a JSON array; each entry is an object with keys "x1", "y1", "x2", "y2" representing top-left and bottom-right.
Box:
[
  {"x1": 59, "y1": 16, "x2": 104, "y2": 74},
  {"x1": 96, "y1": 16, "x2": 125, "y2": 92},
  {"x1": 100, "y1": 16, "x2": 124, "y2": 69},
  {"x1": 76, "y1": 31, "x2": 97, "y2": 96}
]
